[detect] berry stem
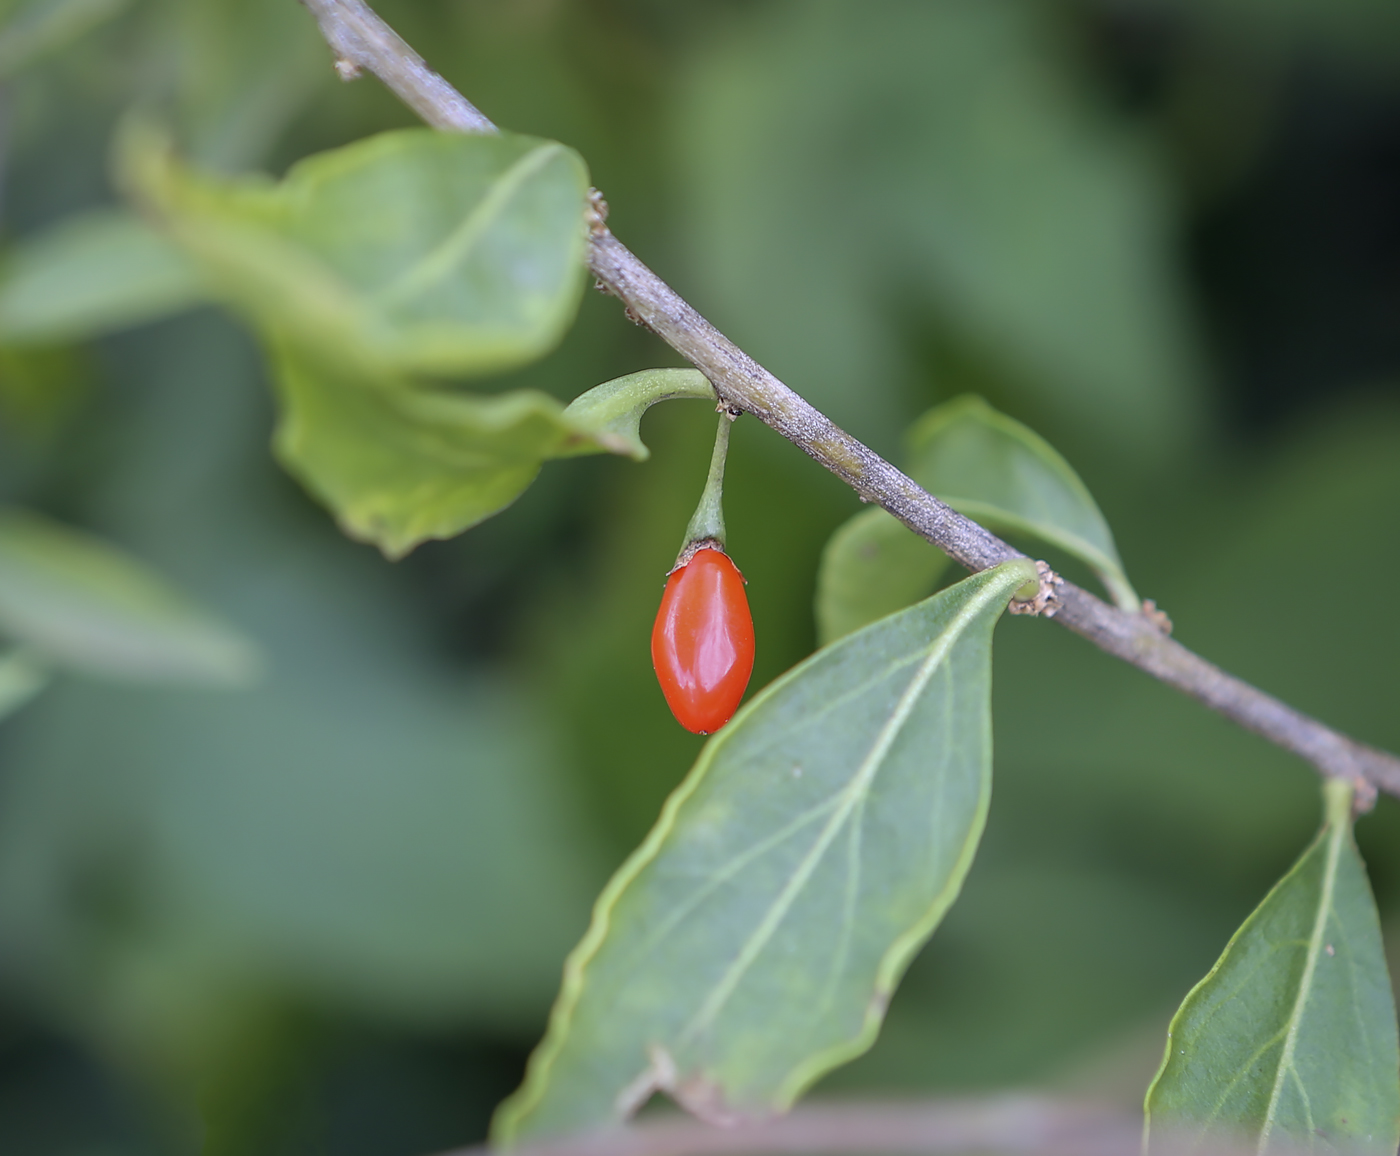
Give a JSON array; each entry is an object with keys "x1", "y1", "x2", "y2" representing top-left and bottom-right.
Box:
[{"x1": 680, "y1": 412, "x2": 733, "y2": 556}]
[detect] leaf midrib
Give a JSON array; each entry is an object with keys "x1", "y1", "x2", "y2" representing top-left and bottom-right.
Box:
[
  {"x1": 622, "y1": 651, "x2": 947, "y2": 971},
  {"x1": 675, "y1": 575, "x2": 1009, "y2": 1045},
  {"x1": 374, "y1": 143, "x2": 563, "y2": 309},
  {"x1": 1255, "y1": 804, "x2": 1346, "y2": 1153}
]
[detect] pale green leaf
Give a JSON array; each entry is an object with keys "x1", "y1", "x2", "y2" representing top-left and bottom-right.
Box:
[
  {"x1": 0, "y1": 0, "x2": 126, "y2": 77},
  {"x1": 1145, "y1": 778, "x2": 1400, "y2": 1155},
  {"x1": 122, "y1": 122, "x2": 590, "y2": 378},
  {"x1": 0, "y1": 508, "x2": 259, "y2": 685},
  {"x1": 908, "y1": 396, "x2": 1138, "y2": 611},
  {"x1": 561, "y1": 368, "x2": 715, "y2": 460},
  {"x1": 494, "y1": 560, "x2": 1036, "y2": 1142},
  {"x1": 271, "y1": 347, "x2": 607, "y2": 559},
  {"x1": 814, "y1": 507, "x2": 951, "y2": 646},
  {"x1": 0, "y1": 649, "x2": 48, "y2": 720},
  {"x1": 0, "y1": 209, "x2": 205, "y2": 344}
]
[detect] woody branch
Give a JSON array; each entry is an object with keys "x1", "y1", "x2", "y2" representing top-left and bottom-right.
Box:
[{"x1": 299, "y1": 0, "x2": 1400, "y2": 804}]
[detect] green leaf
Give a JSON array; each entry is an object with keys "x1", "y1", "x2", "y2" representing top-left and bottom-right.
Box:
[
  {"x1": 814, "y1": 507, "x2": 951, "y2": 646},
  {"x1": 0, "y1": 649, "x2": 48, "y2": 720},
  {"x1": 0, "y1": 508, "x2": 259, "y2": 684},
  {"x1": 1144, "y1": 779, "x2": 1400, "y2": 1155},
  {"x1": 271, "y1": 347, "x2": 608, "y2": 559},
  {"x1": 561, "y1": 368, "x2": 715, "y2": 460},
  {"x1": 907, "y1": 396, "x2": 1138, "y2": 611},
  {"x1": 813, "y1": 395, "x2": 1133, "y2": 646},
  {"x1": 493, "y1": 560, "x2": 1035, "y2": 1143},
  {"x1": 122, "y1": 122, "x2": 590, "y2": 379},
  {"x1": 0, "y1": 209, "x2": 206, "y2": 344}
]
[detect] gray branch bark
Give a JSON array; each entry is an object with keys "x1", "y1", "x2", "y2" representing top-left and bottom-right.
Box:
[
  {"x1": 434, "y1": 1096, "x2": 1272, "y2": 1156},
  {"x1": 297, "y1": 0, "x2": 1400, "y2": 803}
]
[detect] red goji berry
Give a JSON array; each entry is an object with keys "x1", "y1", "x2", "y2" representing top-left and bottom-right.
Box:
[{"x1": 651, "y1": 546, "x2": 754, "y2": 734}]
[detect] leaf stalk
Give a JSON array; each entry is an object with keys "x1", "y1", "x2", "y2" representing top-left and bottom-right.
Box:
[{"x1": 679, "y1": 413, "x2": 731, "y2": 558}]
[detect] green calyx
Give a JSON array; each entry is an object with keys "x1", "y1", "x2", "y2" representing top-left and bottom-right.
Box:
[{"x1": 679, "y1": 412, "x2": 733, "y2": 557}]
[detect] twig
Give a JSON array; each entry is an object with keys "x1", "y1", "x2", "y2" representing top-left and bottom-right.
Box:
[
  {"x1": 296, "y1": 0, "x2": 1400, "y2": 803},
  {"x1": 302, "y1": 0, "x2": 493, "y2": 131},
  {"x1": 432, "y1": 1096, "x2": 1266, "y2": 1156}
]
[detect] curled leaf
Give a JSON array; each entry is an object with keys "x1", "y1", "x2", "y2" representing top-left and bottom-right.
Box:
[
  {"x1": 561, "y1": 368, "x2": 715, "y2": 461},
  {"x1": 271, "y1": 347, "x2": 609, "y2": 559}
]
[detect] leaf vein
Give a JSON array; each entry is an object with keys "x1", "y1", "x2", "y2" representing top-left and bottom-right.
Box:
[
  {"x1": 1256, "y1": 808, "x2": 1346, "y2": 1154},
  {"x1": 375, "y1": 143, "x2": 563, "y2": 308},
  {"x1": 675, "y1": 581, "x2": 1004, "y2": 1044},
  {"x1": 625, "y1": 789, "x2": 847, "y2": 966}
]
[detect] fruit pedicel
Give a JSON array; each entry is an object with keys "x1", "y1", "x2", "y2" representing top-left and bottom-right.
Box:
[{"x1": 651, "y1": 408, "x2": 754, "y2": 734}]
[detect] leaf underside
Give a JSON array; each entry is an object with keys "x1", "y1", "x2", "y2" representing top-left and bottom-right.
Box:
[
  {"x1": 493, "y1": 560, "x2": 1035, "y2": 1144},
  {"x1": 1145, "y1": 780, "x2": 1400, "y2": 1155},
  {"x1": 270, "y1": 348, "x2": 601, "y2": 559}
]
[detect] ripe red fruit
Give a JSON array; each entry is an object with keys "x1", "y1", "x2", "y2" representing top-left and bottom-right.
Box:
[{"x1": 651, "y1": 546, "x2": 755, "y2": 734}]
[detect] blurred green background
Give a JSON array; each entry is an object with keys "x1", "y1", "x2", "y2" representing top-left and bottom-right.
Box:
[{"x1": 1, "y1": 0, "x2": 1399, "y2": 1153}]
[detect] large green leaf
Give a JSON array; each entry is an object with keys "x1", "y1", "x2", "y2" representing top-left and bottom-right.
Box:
[
  {"x1": 494, "y1": 560, "x2": 1035, "y2": 1142},
  {"x1": 0, "y1": 209, "x2": 205, "y2": 344},
  {"x1": 0, "y1": 508, "x2": 259, "y2": 684},
  {"x1": 814, "y1": 507, "x2": 950, "y2": 646},
  {"x1": 122, "y1": 123, "x2": 590, "y2": 379},
  {"x1": 271, "y1": 347, "x2": 609, "y2": 559},
  {"x1": 1144, "y1": 778, "x2": 1400, "y2": 1155},
  {"x1": 906, "y1": 396, "x2": 1138, "y2": 611}
]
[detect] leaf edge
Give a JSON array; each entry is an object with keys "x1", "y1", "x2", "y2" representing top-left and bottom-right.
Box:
[{"x1": 492, "y1": 558, "x2": 1036, "y2": 1144}]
